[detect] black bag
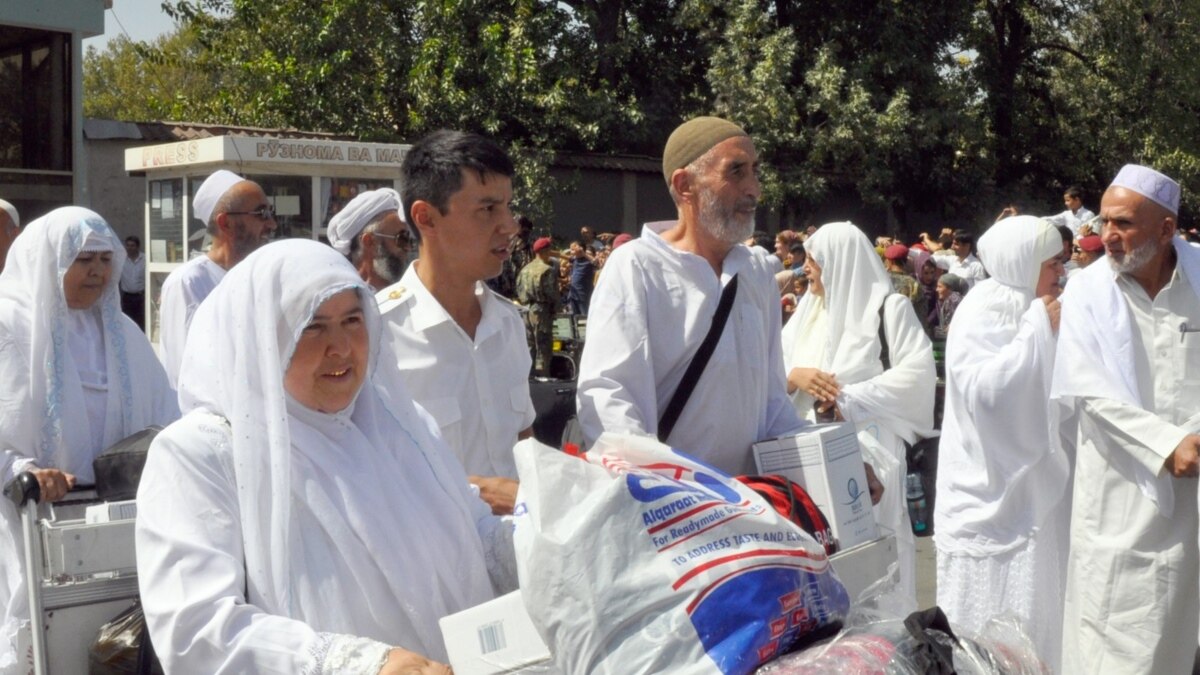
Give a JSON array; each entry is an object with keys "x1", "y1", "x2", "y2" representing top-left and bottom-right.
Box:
[{"x1": 92, "y1": 427, "x2": 161, "y2": 502}]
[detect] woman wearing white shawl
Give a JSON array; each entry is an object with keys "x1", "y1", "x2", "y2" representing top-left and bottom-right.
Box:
[
  {"x1": 0, "y1": 207, "x2": 178, "y2": 668},
  {"x1": 782, "y1": 221, "x2": 935, "y2": 611},
  {"x1": 934, "y1": 215, "x2": 1068, "y2": 667},
  {"x1": 135, "y1": 239, "x2": 515, "y2": 674}
]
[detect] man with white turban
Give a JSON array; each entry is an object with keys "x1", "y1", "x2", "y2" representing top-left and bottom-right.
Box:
[
  {"x1": 327, "y1": 188, "x2": 411, "y2": 290},
  {"x1": 577, "y1": 116, "x2": 805, "y2": 474},
  {"x1": 1053, "y1": 164, "x2": 1200, "y2": 673},
  {"x1": 377, "y1": 131, "x2": 533, "y2": 514},
  {"x1": 0, "y1": 199, "x2": 18, "y2": 274},
  {"x1": 158, "y1": 170, "x2": 277, "y2": 387},
  {"x1": 934, "y1": 215, "x2": 1068, "y2": 668}
]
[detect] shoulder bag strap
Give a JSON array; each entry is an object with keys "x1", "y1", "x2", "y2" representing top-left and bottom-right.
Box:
[
  {"x1": 658, "y1": 274, "x2": 739, "y2": 443},
  {"x1": 877, "y1": 295, "x2": 892, "y2": 371}
]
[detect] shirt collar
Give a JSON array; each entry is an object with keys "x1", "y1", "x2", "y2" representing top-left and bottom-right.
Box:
[
  {"x1": 640, "y1": 220, "x2": 753, "y2": 279},
  {"x1": 399, "y1": 261, "x2": 502, "y2": 341}
]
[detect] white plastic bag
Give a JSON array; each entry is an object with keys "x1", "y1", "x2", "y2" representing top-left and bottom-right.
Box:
[{"x1": 513, "y1": 433, "x2": 850, "y2": 675}]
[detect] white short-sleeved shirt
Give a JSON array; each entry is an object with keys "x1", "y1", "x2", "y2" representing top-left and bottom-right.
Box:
[
  {"x1": 120, "y1": 253, "x2": 146, "y2": 294},
  {"x1": 376, "y1": 263, "x2": 535, "y2": 478},
  {"x1": 159, "y1": 255, "x2": 225, "y2": 387}
]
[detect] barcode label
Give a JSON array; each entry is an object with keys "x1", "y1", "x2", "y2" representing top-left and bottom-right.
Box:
[{"x1": 478, "y1": 620, "x2": 507, "y2": 654}]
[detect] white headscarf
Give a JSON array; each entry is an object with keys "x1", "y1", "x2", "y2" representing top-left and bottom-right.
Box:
[
  {"x1": 177, "y1": 239, "x2": 495, "y2": 655},
  {"x1": 1, "y1": 207, "x2": 178, "y2": 661},
  {"x1": 327, "y1": 188, "x2": 404, "y2": 255},
  {"x1": 789, "y1": 222, "x2": 893, "y2": 384},
  {"x1": 937, "y1": 215, "x2": 1067, "y2": 551}
]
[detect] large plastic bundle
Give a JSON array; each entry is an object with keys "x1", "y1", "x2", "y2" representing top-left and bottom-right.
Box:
[{"x1": 513, "y1": 434, "x2": 850, "y2": 675}]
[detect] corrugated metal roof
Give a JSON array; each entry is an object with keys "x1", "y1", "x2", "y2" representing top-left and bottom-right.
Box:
[{"x1": 85, "y1": 118, "x2": 347, "y2": 142}]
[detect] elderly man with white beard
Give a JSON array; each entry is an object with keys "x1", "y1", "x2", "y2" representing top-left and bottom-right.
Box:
[
  {"x1": 1053, "y1": 164, "x2": 1200, "y2": 673},
  {"x1": 576, "y1": 116, "x2": 805, "y2": 474}
]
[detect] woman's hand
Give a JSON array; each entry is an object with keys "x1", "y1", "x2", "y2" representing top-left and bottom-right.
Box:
[
  {"x1": 787, "y1": 367, "x2": 841, "y2": 401},
  {"x1": 30, "y1": 468, "x2": 75, "y2": 502},
  {"x1": 378, "y1": 648, "x2": 452, "y2": 675},
  {"x1": 1041, "y1": 296, "x2": 1061, "y2": 333}
]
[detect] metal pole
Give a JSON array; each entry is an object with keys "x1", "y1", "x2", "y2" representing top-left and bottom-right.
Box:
[{"x1": 20, "y1": 501, "x2": 48, "y2": 675}]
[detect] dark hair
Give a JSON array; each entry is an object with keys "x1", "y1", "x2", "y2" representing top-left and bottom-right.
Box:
[
  {"x1": 124, "y1": 235, "x2": 141, "y2": 246},
  {"x1": 751, "y1": 230, "x2": 773, "y2": 249},
  {"x1": 952, "y1": 230, "x2": 974, "y2": 247},
  {"x1": 517, "y1": 215, "x2": 533, "y2": 232},
  {"x1": 1064, "y1": 185, "x2": 1084, "y2": 200},
  {"x1": 1055, "y1": 224, "x2": 1072, "y2": 243},
  {"x1": 400, "y1": 129, "x2": 515, "y2": 245},
  {"x1": 788, "y1": 241, "x2": 806, "y2": 256},
  {"x1": 938, "y1": 233, "x2": 954, "y2": 249}
]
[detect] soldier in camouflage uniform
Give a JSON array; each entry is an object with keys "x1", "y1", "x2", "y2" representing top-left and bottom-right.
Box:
[
  {"x1": 517, "y1": 237, "x2": 560, "y2": 376},
  {"x1": 884, "y1": 243, "x2": 929, "y2": 328}
]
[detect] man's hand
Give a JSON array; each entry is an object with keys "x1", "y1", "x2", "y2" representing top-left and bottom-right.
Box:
[
  {"x1": 30, "y1": 468, "x2": 75, "y2": 503},
  {"x1": 1165, "y1": 435, "x2": 1200, "y2": 478},
  {"x1": 863, "y1": 463, "x2": 884, "y2": 505},
  {"x1": 787, "y1": 367, "x2": 841, "y2": 401},
  {"x1": 379, "y1": 648, "x2": 451, "y2": 675},
  {"x1": 469, "y1": 475, "x2": 519, "y2": 515},
  {"x1": 1041, "y1": 296, "x2": 1061, "y2": 333}
]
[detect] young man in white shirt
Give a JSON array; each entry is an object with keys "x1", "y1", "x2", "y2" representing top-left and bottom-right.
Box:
[
  {"x1": 119, "y1": 235, "x2": 147, "y2": 330},
  {"x1": 376, "y1": 130, "x2": 533, "y2": 514},
  {"x1": 947, "y1": 230, "x2": 987, "y2": 289}
]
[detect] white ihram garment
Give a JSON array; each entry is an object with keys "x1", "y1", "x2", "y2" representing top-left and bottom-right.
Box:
[
  {"x1": 783, "y1": 222, "x2": 935, "y2": 612},
  {"x1": 1052, "y1": 237, "x2": 1200, "y2": 674},
  {"x1": 0, "y1": 208, "x2": 178, "y2": 671},
  {"x1": 934, "y1": 216, "x2": 1069, "y2": 668},
  {"x1": 158, "y1": 254, "x2": 225, "y2": 387},
  {"x1": 376, "y1": 262, "x2": 534, "y2": 478},
  {"x1": 576, "y1": 221, "x2": 805, "y2": 475},
  {"x1": 136, "y1": 240, "x2": 515, "y2": 674}
]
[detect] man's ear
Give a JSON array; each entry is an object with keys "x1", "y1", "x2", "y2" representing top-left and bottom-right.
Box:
[
  {"x1": 409, "y1": 200, "x2": 437, "y2": 241},
  {"x1": 1162, "y1": 215, "x2": 1178, "y2": 244},
  {"x1": 212, "y1": 211, "x2": 233, "y2": 237},
  {"x1": 670, "y1": 168, "x2": 695, "y2": 204}
]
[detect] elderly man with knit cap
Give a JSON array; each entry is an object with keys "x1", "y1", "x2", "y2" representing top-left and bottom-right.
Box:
[
  {"x1": 327, "y1": 187, "x2": 411, "y2": 290},
  {"x1": 1052, "y1": 164, "x2": 1200, "y2": 673},
  {"x1": 0, "y1": 199, "x2": 19, "y2": 274},
  {"x1": 576, "y1": 116, "x2": 805, "y2": 474},
  {"x1": 158, "y1": 170, "x2": 276, "y2": 387}
]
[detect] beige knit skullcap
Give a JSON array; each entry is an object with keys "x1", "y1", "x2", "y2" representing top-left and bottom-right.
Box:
[{"x1": 662, "y1": 116, "x2": 748, "y2": 185}]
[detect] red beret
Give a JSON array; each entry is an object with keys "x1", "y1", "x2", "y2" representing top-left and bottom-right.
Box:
[
  {"x1": 1077, "y1": 235, "x2": 1103, "y2": 253},
  {"x1": 533, "y1": 237, "x2": 552, "y2": 252},
  {"x1": 884, "y1": 243, "x2": 909, "y2": 261}
]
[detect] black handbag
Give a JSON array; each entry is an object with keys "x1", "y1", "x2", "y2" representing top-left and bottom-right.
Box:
[{"x1": 92, "y1": 426, "x2": 162, "y2": 502}]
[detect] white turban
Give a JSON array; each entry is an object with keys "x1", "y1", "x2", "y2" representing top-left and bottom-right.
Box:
[
  {"x1": 193, "y1": 170, "x2": 246, "y2": 226},
  {"x1": 327, "y1": 188, "x2": 404, "y2": 255},
  {"x1": 1110, "y1": 164, "x2": 1181, "y2": 215},
  {"x1": 0, "y1": 199, "x2": 18, "y2": 228}
]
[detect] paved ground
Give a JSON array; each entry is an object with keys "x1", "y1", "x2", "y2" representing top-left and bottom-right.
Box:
[{"x1": 916, "y1": 535, "x2": 937, "y2": 609}]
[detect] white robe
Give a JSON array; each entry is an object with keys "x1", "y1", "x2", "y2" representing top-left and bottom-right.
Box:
[
  {"x1": 0, "y1": 208, "x2": 178, "y2": 670},
  {"x1": 783, "y1": 222, "x2": 935, "y2": 611},
  {"x1": 576, "y1": 221, "x2": 805, "y2": 475},
  {"x1": 158, "y1": 254, "x2": 225, "y2": 387},
  {"x1": 934, "y1": 216, "x2": 1068, "y2": 668},
  {"x1": 1053, "y1": 240, "x2": 1200, "y2": 674}
]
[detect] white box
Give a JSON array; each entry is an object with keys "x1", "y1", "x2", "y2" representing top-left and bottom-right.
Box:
[
  {"x1": 439, "y1": 590, "x2": 559, "y2": 675},
  {"x1": 829, "y1": 530, "x2": 898, "y2": 601},
  {"x1": 753, "y1": 422, "x2": 879, "y2": 549}
]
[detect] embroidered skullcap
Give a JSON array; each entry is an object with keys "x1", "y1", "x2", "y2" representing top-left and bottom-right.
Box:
[
  {"x1": 193, "y1": 170, "x2": 246, "y2": 226},
  {"x1": 1110, "y1": 164, "x2": 1180, "y2": 215},
  {"x1": 662, "y1": 116, "x2": 748, "y2": 185},
  {"x1": 0, "y1": 199, "x2": 18, "y2": 228},
  {"x1": 327, "y1": 188, "x2": 404, "y2": 255}
]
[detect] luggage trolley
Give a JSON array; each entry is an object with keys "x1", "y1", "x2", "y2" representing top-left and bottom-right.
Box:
[{"x1": 5, "y1": 473, "x2": 140, "y2": 674}]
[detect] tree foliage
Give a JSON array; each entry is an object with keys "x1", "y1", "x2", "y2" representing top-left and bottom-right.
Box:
[{"x1": 82, "y1": 0, "x2": 1200, "y2": 230}]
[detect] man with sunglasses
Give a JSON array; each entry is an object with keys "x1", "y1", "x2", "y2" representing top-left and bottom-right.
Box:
[
  {"x1": 158, "y1": 170, "x2": 277, "y2": 386},
  {"x1": 327, "y1": 187, "x2": 411, "y2": 290}
]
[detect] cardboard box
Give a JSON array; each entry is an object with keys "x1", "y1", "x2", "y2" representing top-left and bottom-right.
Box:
[
  {"x1": 753, "y1": 423, "x2": 879, "y2": 549},
  {"x1": 829, "y1": 529, "x2": 898, "y2": 601},
  {"x1": 439, "y1": 590, "x2": 559, "y2": 675}
]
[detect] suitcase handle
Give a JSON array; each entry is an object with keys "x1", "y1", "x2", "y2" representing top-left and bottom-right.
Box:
[{"x1": 3, "y1": 471, "x2": 40, "y2": 508}]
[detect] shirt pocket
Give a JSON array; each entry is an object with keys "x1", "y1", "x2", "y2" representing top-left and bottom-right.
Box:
[{"x1": 420, "y1": 396, "x2": 462, "y2": 432}]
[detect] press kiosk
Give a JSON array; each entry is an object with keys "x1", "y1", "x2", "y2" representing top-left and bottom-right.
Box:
[{"x1": 124, "y1": 135, "x2": 411, "y2": 347}]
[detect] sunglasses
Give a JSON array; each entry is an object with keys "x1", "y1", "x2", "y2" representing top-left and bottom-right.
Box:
[
  {"x1": 372, "y1": 230, "x2": 415, "y2": 247},
  {"x1": 226, "y1": 205, "x2": 276, "y2": 220}
]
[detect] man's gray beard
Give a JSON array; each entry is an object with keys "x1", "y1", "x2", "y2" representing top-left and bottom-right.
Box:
[
  {"x1": 698, "y1": 189, "x2": 755, "y2": 245},
  {"x1": 1107, "y1": 239, "x2": 1159, "y2": 275},
  {"x1": 373, "y1": 245, "x2": 407, "y2": 284}
]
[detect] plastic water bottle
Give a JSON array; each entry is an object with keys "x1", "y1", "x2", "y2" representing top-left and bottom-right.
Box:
[{"x1": 906, "y1": 472, "x2": 928, "y2": 534}]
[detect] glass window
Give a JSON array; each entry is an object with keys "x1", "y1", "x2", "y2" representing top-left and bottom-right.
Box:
[
  {"x1": 148, "y1": 178, "x2": 184, "y2": 263},
  {"x1": 245, "y1": 174, "x2": 312, "y2": 241},
  {"x1": 0, "y1": 27, "x2": 71, "y2": 172},
  {"x1": 318, "y1": 178, "x2": 396, "y2": 243}
]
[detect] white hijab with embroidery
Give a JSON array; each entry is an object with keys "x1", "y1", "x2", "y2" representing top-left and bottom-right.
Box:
[{"x1": 177, "y1": 239, "x2": 499, "y2": 657}]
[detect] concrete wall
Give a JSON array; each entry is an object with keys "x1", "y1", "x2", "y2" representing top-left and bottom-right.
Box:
[{"x1": 86, "y1": 138, "x2": 145, "y2": 240}]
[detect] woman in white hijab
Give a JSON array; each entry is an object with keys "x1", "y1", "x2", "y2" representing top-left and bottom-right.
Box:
[
  {"x1": 0, "y1": 207, "x2": 178, "y2": 667},
  {"x1": 782, "y1": 221, "x2": 935, "y2": 611},
  {"x1": 135, "y1": 239, "x2": 516, "y2": 674},
  {"x1": 934, "y1": 215, "x2": 1068, "y2": 667}
]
